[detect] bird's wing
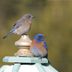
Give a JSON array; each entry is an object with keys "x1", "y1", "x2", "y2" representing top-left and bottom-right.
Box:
[
  {"x1": 11, "y1": 17, "x2": 25, "y2": 30},
  {"x1": 43, "y1": 41, "x2": 48, "y2": 49},
  {"x1": 13, "y1": 22, "x2": 21, "y2": 29},
  {"x1": 10, "y1": 22, "x2": 22, "y2": 32},
  {"x1": 13, "y1": 23, "x2": 16, "y2": 26}
]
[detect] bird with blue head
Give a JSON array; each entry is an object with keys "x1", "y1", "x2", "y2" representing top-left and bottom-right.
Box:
[
  {"x1": 3, "y1": 13, "x2": 34, "y2": 39},
  {"x1": 30, "y1": 34, "x2": 48, "y2": 59}
]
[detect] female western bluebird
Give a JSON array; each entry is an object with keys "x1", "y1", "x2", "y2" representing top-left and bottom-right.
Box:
[
  {"x1": 30, "y1": 34, "x2": 48, "y2": 59},
  {"x1": 3, "y1": 13, "x2": 34, "y2": 39}
]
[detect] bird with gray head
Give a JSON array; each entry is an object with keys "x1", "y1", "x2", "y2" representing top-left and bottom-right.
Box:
[{"x1": 3, "y1": 13, "x2": 34, "y2": 39}]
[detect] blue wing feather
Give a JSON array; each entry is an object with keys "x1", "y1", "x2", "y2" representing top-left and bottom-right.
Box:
[{"x1": 44, "y1": 41, "x2": 48, "y2": 49}]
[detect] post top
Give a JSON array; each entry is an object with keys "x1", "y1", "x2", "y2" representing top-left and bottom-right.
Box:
[
  {"x1": 3, "y1": 56, "x2": 48, "y2": 64},
  {"x1": 15, "y1": 35, "x2": 32, "y2": 47}
]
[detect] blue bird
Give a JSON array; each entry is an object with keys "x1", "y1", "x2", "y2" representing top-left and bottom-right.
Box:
[
  {"x1": 3, "y1": 13, "x2": 34, "y2": 39},
  {"x1": 30, "y1": 34, "x2": 48, "y2": 59}
]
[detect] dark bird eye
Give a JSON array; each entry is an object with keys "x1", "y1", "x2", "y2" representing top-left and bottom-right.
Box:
[{"x1": 28, "y1": 15, "x2": 31, "y2": 18}]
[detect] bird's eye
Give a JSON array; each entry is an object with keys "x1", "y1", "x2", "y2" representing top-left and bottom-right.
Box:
[{"x1": 28, "y1": 15, "x2": 31, "y2": 18}]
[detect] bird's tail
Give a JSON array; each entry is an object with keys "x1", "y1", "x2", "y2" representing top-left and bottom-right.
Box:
[{"x1": 3, "y1": 31, "x2": 12, "y2": 39}]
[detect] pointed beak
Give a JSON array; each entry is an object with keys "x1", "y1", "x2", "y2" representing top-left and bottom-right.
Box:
[{"x1": 32, "y1": 16, "x2": 35, "y2": 18}]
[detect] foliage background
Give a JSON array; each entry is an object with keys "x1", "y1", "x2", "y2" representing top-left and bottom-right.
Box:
[{"x1": 0, "y1": 0, "x2": 72, "y2": 72}]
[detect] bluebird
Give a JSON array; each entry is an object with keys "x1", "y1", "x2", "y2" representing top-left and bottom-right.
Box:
[
  {"x1": 3, "y1": 13, "x2": 34, "y2": 39},
  {"x1": 30, "y1": 34, "x2": 48, "y2": 59}
]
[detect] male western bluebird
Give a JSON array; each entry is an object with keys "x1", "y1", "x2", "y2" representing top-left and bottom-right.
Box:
[
  {"x1": 3, "y1": 13, "x2": 34, "y2": 39},
  {"x1": 30, "y1": 34, "x2": 48, "y2": 59}
]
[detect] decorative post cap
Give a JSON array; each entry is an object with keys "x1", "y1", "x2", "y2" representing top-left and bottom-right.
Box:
[
  {"x1": 15, "y1": 35, "x2": 32, "y2": 47},
  {"x1": 14, "y1": 35, "x2": 33, "y2": 56}
]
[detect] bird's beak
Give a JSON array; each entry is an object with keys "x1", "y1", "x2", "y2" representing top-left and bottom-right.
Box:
[{"x1": 32, "y1": 16, "x2": 35, "y2": 18}]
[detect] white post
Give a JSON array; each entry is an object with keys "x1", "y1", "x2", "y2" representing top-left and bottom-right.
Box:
[{"x1": 14, "y1": 35, "x2": 33, "y2": 56}]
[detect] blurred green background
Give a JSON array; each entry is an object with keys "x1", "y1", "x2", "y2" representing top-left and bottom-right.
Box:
[{"x1": 0, "y1": 0, "x2": 72, "y2": 72}]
